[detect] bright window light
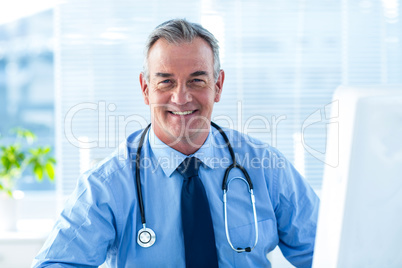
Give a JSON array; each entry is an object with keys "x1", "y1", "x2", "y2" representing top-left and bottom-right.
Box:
[{"x1": 0, "y1": 0, "x2": 55, "y2": 25}]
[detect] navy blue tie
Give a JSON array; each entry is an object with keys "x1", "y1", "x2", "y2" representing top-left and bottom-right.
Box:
[{"x1": 177, "y1": 157, "x2": 219, "y2": 268}]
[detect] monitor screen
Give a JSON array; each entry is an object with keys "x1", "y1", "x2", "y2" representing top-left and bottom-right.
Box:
[{"x1": 312, "y1": 85, "x2": 402, "y2": 268}]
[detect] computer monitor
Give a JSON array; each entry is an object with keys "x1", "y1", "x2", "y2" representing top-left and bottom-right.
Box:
[{"x1": 312, "y1": 85, "x2": 402, "y2": 268}]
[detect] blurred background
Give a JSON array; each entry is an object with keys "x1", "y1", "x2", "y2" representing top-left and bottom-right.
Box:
[{"x1": 0, "y1": 0, "x2": 401, "y2": 267}]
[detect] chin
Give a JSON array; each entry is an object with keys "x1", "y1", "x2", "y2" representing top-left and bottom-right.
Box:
[
  {"x1": 155, "y1": 115, "x2": 211, "y2": 143},
  {"x1": 184, "y1": 120, "x2": 211, "y2": 138}
]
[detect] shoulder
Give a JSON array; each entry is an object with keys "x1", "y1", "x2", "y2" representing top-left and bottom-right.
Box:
[
  {"x1": 211, "y1": 125, "x2": 284, "y2": 159},
  {"x1": 80, "y1": 128, "x2": 145, "y2": 185},
  {"x1": 210, "y1": 125, "x2": 292, "y2": 192}
]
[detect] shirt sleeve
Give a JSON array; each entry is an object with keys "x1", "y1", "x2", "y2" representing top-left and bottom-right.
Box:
[
  {"x1": 271, "y1": 149, "x2": 320, "y2": 268},
  {"x1": 32, "y1": 171, "x2": 118, "y2": 268}
]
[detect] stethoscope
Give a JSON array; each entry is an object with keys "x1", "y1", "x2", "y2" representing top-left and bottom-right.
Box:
[{"x1": 135, "y1": 122, "x2": 259, "y2": 253}]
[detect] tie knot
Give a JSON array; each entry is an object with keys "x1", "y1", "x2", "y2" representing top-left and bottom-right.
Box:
[{"x1": 177, "y1": 157, "x2": 202, "y2": 179}]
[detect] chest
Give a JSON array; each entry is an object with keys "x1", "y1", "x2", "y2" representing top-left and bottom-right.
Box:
[{"x1": 114, "y1": 166, "x2": 278, "y2": 267}]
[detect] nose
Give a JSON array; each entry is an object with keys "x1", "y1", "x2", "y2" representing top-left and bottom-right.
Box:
[{"x1": 171, "y1": 83, "x2": 191, "y2": 105}]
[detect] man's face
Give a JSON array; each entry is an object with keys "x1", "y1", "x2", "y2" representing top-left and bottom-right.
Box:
[{"x1": 140, "y1": 37, "x2": 224, "y2": 150}]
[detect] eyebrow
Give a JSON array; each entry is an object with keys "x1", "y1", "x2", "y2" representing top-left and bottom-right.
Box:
[
  {"x1": 155, "y1": 72, "x2": 173, "y2": 78},
  {"x1": 190, "y1": 71, "x2": 208, "y2": 77},
  {"x1": 154, "y1": 71, "x2": 208, "y2": 78}
]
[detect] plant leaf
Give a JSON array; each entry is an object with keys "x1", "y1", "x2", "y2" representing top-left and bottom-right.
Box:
[
  {"x1": 45, "y1": 162, "x2": 55, "y2": 180},
  {"x1": 29, "y1": 148, "x2": 40, "y2": 156},
  {"x1": 0, "y1": 128, "x2": 57, "y2": 187},
  {"x1": 14, "y1": 160, "x2": 21, "y2": 168},
  {"x1": 26, "y1": 156, "x2": 36, "y2": 165},
  {"x1": 34, "y1": 164, "x2": 43, "y2": 181},
  {"x1": 13, "y1": 128, "x2": 37, "y2": 144},
  {"x1": 2, "y1": 156, "x2": 11, "y2": 171},
  {"x1": 48, "y1": 157, "x2": 56, "y2": 164}
]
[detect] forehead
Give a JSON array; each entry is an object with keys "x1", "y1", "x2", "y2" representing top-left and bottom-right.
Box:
[{"x1": 147, "y1": 37, "x2": 214, "y2": 74}]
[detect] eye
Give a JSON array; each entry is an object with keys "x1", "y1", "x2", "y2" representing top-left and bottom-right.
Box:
[
  {"x1": 157, "y1": 79, "x2": 174, "y2": 91},
  {"x1": 188, "y1": 78, "x2": 206, "y2": 88}
]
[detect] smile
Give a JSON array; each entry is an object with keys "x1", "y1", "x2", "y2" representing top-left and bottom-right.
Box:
[{"x1": 170, "y1": 110, "x2": 196, "y2": 115}]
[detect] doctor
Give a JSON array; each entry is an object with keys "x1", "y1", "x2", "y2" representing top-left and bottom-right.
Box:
[{"x1": 34, "y1": 19, "x2": 319, "y2": 267}]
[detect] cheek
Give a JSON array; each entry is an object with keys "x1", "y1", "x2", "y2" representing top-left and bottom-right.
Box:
[
  {"x1": 148, "y1": 90, "x2": 168, "y2": 105},
  {"x1": 204, "y1": 92, "x2": 218, "y2": 107},
  {"x1": 149, "y1": 94, "x2": 172, "y2": 117}
]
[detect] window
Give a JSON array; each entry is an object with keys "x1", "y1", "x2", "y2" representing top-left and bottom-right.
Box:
[
  {"x1": 55, "y1": 0, "x2": 402, "y2": 196},
  {"x1": 0, "y1": 9, "x2": 55, "y2": 192}
]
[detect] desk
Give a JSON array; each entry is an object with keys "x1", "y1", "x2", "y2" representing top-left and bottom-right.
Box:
[
  {"x1": 0, "y1": 219, "x2": 53, "y2": 268},
  {"x1": 0, "y1": 231, "x2": 47, "y2": 268},
  {"x1": 1, "y1": 221, "x2": 292, "y2": 268}
]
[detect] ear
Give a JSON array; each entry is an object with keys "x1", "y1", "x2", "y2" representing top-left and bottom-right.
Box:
[
  {"x1": 214, "y1": 69, "x2": 225, "y2": 102},
  {"x1": 140, "y1": 72, "x2": 150, "y2": 105}
]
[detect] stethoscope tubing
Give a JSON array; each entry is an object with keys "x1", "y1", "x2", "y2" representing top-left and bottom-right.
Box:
[
  {"x1": 223, "y1": 177, "x2": 259, "y2": 253},
  {"x1": 135, "y1": 123, "x2": 152, "y2": 225},
  {"x1": 135, "y1": 122, "x2": 258, "y2": 251},
  {"x1": 210, "y1": 121, "x2": 254, "y2": 190}
]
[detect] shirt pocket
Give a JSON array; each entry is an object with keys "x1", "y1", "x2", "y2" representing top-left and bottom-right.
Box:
[{"x1": 229, "y1": 218, "x2": 278, "y2": 268}]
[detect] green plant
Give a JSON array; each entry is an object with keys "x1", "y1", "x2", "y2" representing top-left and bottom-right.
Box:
[{"x1": 0, "y1": 128, "x2": 56, "y2": 197}]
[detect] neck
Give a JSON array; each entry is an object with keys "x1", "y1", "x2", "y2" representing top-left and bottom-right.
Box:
[
  {"x1": 171, "y1": 138, "x2": 207, "y2": 155},
  {"x1": 154, "y1": 127, "x2": 210, "y2": 156}
]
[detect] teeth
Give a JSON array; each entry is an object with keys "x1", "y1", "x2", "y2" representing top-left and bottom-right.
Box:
[{"x1": 171, "y1": 110, "x2": 195, "y2": 115}]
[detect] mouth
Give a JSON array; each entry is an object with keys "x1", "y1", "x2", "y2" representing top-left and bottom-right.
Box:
[{"x1": 169, "y1": 110, "x2": 197, "y2": 115}]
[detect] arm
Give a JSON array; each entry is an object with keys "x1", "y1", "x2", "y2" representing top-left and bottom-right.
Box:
[
  {"x1": 272, "y1": 150, "x2": 320, "y2": 268},
  {"x1": 32, "y1": 171, "x2": 118, "y2": 267}
]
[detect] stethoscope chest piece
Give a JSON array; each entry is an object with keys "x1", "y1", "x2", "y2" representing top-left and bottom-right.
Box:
[
  {"x1": 137, "y1": 225, "x2": 156, "y2": 248},
  {"x1": 134, "y1": 122, "x2": 257, "y2": 252}
]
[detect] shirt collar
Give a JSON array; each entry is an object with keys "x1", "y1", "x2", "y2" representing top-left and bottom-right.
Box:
[{"x1": 148, "y1": 126, "x2": 215, "y2": 177}]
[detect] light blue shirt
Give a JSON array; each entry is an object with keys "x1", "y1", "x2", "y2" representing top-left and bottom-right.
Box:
[{"x1": 34, "y1": 126, "x2": 319, "y2": 268}]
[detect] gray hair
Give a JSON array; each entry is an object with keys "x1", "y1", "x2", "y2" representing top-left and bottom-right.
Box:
[{"x1": 143, "y1": 19, "x2": 221, "y2": 82}]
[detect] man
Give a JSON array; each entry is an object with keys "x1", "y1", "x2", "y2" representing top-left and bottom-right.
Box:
[{"x1": 34, "y1": 19, "x2": 319, "y2": 267}]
